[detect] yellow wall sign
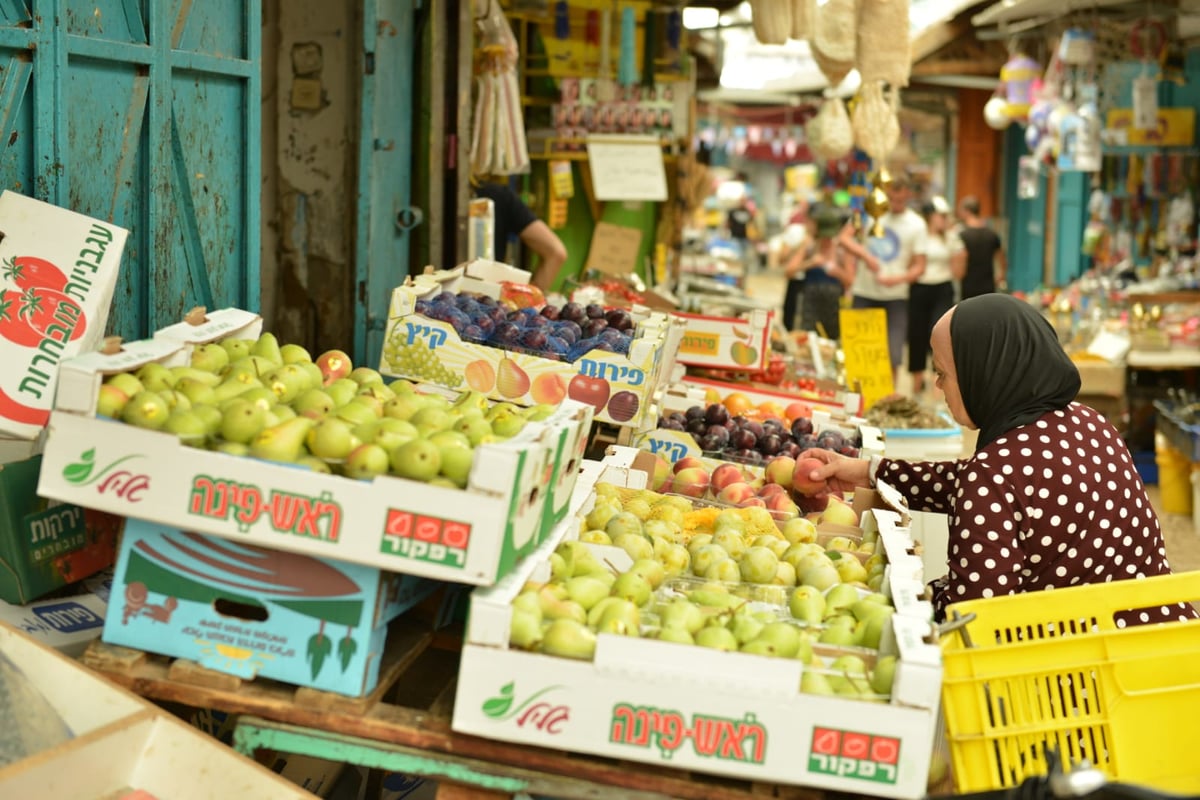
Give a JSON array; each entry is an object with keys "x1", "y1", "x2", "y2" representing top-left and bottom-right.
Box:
[
  {"x1": 839, "y1": 308, "x2": 894, "y2": 408},
  {"x1": 1105, "y1": 108, "x2": 1195, "y2": 147}
]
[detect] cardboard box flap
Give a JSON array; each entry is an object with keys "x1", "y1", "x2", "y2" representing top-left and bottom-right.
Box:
[
  {"x1": 152, "y1": 307, "x2": 263, "y2": 345},
  {"x1": 53, "y1": 337, "x2": 187, "y2": 416},
  {"x1": 853, "y1": 482, "x2": 910, "y2": 526}
]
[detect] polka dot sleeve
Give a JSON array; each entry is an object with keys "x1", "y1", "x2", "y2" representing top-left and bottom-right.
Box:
[{"x1": 876, "y1": 458, "x2": 965, "y2": 515}]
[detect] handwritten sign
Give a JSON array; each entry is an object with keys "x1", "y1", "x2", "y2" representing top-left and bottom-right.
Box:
[
  {"x1": 839, "y1": 308, "x2": 893, "y2": 408},
  {"x1": 586, "y1": 134, "x2": 668, "y2": 201},
  {"x1": 584, "y1": 221, "x2": 643, "y2": 276}
]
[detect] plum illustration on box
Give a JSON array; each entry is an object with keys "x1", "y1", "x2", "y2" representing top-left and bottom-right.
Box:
[{"x1": 105, "y1": 519, "x2": 436, "y2": 696}]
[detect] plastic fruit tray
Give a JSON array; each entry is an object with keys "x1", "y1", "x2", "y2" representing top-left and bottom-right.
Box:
[{"x1": 940, "y1": 571, "x2": 1200, "y2": 794}]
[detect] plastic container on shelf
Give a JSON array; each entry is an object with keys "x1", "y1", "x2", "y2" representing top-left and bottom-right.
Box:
[
  {"x1": 939, "y1": 571, "x2": 1200, "y2": 795},
  {"x1": 1155, "y1": 439, "x2": 1194, "y2": 515}
]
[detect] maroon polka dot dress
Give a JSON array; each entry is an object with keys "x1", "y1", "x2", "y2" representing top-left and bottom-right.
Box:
[{"x1": 878, "y1": 402, "x2": 1197, "y2": 626}]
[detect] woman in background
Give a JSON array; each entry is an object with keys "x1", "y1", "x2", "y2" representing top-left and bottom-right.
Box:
[
  {"x1": 784, "y1": 209, "x2": 853, "y2": 340},
  {"x1": 906, "y1": 196, "x2": 958, "y2": 395}
]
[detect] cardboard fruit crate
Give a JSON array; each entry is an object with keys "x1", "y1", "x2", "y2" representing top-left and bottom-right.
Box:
[
  {"x1": 378, "y1": 286, "x2": 677, "y2": 429},
  {"x1": 103, "y1": 518, "x2": 438, "y2": 697},
  {"x1": 671, "y1": 309, "x2": 773, "y2": 371},
  {"x1": 452, "y1": 470, "x2": 944, "y2": 799},
  {"x1": 941, "y1": 571, "x2": 1200, "y2": 795},
  {"x1": 0, "y1": 621, "x2": 315, "y2": 798},
  {"x1": 37, "y1": 332, "x2": 582, "y2": 586},
  {"x1": 0, "y1": 454, "x2": 120, "y2": 604},
  {"x1": 0, "y1": 190, "x2": 127, "y2": 446}
]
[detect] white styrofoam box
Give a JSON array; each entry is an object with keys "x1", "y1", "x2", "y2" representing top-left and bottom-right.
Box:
[
  {"x1": 906, "y1": 511, "x2": 949, "y2": 583},
  {"x1": 0, "y1": 190, "x2": 127, "y2": 440}
]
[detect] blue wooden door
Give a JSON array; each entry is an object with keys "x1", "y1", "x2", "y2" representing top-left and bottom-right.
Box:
[
  {"x1": 354, "y1": 0, "x2": 417, "y2": 367},
  {"x1": 0, "y1": 0, "x2": 260, "y2": 341},
  {"x1": 1003, "y1": 126, "x2": 1046, "y2": 293}
]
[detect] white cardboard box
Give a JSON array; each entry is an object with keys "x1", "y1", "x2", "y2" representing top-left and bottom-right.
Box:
[
  {"x1": 452, "y1": 482, "x2": 943, "y2": 799},
  {"x1": 0, "y1": 621, "x2": 316, "y2": 798},
  {"x1": 0, "y1": 588, "x2": 107, "y2": 658},
  {"x1": 37, "y1": 335, "x2": 584, "y2": 585},
  {"x1": 0, "y1": 190, "x2": 126, "y2": 441}
]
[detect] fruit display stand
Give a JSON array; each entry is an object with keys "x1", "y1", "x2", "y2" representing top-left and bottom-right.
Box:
[
  {"x1": 377, "y1": 285, "x2": 682, "y2": 430},
  {"x1": 36, "y1": 329, "x2": 593, "y2": 586},
  {"x1": 451, "y1": 464, "x2": 945, "y2": 799},
  {"x1": 67, "y1": 448, "x2": 908, "y2": 799},
  {"x1": 0, "y1": 620, "x2": 316, "y2": 799}
]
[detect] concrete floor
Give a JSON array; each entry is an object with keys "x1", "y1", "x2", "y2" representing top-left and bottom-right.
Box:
[{"x1": 741, "y1": 269, "x2": 1200, "y2": 573}]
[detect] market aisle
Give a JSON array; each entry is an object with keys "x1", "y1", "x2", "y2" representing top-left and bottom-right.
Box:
[{"x1": 742, "y1": 270, "x2": 1200, "y2": 572}]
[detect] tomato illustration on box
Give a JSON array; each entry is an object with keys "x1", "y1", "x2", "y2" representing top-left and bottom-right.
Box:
[
  {"x1": 0, "y1": 190, "x2": 126, "y2": 441},
  {"x1": 104, "y1": 519, "x2": 437, "y2": 697}
]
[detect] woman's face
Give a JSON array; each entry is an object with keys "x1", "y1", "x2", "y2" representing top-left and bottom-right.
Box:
[
  {"x1": 928, "y1": 211, "x2": 947, "y2": 232},
  {"x1": 931, "y1": 311, "x2": 976, "y2": 430}
]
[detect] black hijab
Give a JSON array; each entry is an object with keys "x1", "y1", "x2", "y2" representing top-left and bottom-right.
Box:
[{"x1": 949, "y1": 294, "x2": 1080, "y2": 451}]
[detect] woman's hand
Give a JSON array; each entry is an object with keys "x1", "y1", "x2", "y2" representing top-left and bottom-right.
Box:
[{"x1": 793, "y1": 448, "x2": 871, "y2": 498}]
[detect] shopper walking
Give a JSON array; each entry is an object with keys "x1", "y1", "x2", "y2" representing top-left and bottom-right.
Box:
[
  {"x1": 850, "y1": 174, "x2": 927, "y2": 384},
  {"x1": 783, "y1": 210, "x2": 853, "y2": 339},
  {"x1": 954, "y1": 195, "x2": 1006, "y2": 299},
  {"x1": 795, "y1": 294, "x2": 1197, "y2": 626},
  {"x1": 473, "y1": 179, "x2": 568, "y2": 292},
  {"x1": 906, "y1": 197, "x2": 957, "y2": 395}
]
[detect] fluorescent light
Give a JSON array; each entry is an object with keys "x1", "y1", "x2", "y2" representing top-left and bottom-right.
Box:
[{"x1": 683, "y1": 7, "x2": 720, "y2": 29}]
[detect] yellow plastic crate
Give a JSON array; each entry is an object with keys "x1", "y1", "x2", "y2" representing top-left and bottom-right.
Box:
[{"x1": 940, "y1": 571, "x2": 1200, "y2": 793}]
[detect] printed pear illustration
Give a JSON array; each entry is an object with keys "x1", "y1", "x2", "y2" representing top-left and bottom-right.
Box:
[
  {"x1": 496, "y1": 356, "x2": 531, "y2": 399},
  {"x1": 124, "y1": 531, "x2": 368, "y2": 679}
]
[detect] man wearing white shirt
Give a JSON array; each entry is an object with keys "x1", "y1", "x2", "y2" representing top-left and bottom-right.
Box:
[{"x1": 850, "y1": 174, "x2": 928, "y2": 384}]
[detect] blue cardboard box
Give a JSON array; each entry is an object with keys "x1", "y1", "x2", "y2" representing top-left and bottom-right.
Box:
[{"x1": 104, "y1": 518, "x2": 437, "y2": 696}]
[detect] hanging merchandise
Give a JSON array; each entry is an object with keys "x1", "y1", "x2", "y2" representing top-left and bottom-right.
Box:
[
  {"x1": 1132, "y1": 75, "x2": 1159, "y2": 132},
  {"x1": 641, "y1": 8, "x2": 657, "y2": 88},
  {"x1": 856, "y1": 0, "x2": 911, "y2": 88},
  {"x1": 1058, "y1": 28, "x2": 1095, "y2": 67},
  {"x1": 810, "y1": 0, "x2": 856, "y2": 86},
  {"x1": 469, "y1": 1, "x2": 530, "y2": 176},
  {"x1": 851, "y1": 82, "x2": 900, "y2": 164},
  {"x1": 1017, "y1": 155, "x2": 1041, "y2": 199},
  {"x1": 749, "y1": 0, "x2": 792, "y2": 45},
  {"x1": 983, "y1": 94, "x2": 1012, "y2": 130},
  {"x1": 806, "y1": 97, "x2": 855, "y2": 161},
  {"x1": 790, "y1": 0, "x2": 814, "y2": 41},
  {"x1": 999, "y1": 51, "x2": 1040, "y2": 122}
]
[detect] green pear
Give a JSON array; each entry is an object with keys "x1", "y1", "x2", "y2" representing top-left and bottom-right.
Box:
[
  {"x1": 818, "y1": 616, "x2": 860, "y2": 647},
  {"x1": 192, "y1": 404, "x2": 223, "y2": 436},
  {"x1": 389, "y1": 378, "x2": 417, "y2": 394},
  {"x1": 740, "y1": 639, "x2": 782, "y2": 657},
  {"x1": 438, "y1": 445, "x2": 474, "y2": 488},
  {"x1": 307, "y1": 417, "x2": 358, "y2": 460},
  {"x1": 564, "y1": 575, "x2": 611, "y2": 611},
  {"x1": 579, "y1": 529, "x2": 612, "y2": 545},
  {"x1": 789, "y1": 585, "x2": 826, "y2": 626},
  {"x1": 773, "y1": 561, "x2": 798, "y2": 587},
  {"x1": 360, "y1": 418, "x2": 419, "y2": 452},
  {"x1": 540, "y1": 619, "x2": 596, "y2": 661},
  {"x1": 293, "y1": 388, "x2": 335, "y2": 419},
  {"x1": 611, "y1": 532, "x2": 654, "y2": 563},
  {"x1": 800, "y1": 670, "x2": 836, "y2": 696},
  {"x1": 96, "y1": 384, "x2": 130, "y2": 419},
  {"x1": 344, "y1": 442, "x2": 391, "y2": 479},
  {"x1": 453, "y1": 415, "x2": 493, "y2": 446},
  {"x1": 489, "y1": 409, "x2": 525, "y2": 438},
  {"x1": 656, "y1": 627, "x2": 695, "y2": 645},
  {"x1": 610, "y1": 571, "x2": 653, "y2": 607},
  {"x1": 703, "y1": 558, "x2": 742, "y2": 582},
  {"x1": 452, "y1": 389, "x2": 490, "y2": 414},
  {"x1": 212, "y1": 377, "x2": 259, "y2": 403},
  {"x1": 325, "y1": 378, "x2": 359, "y2": 408},
  {"x1": 739, "y1": 546, "x2": 780, "y2": 584},
  {"x1": 295, "y1": 455, "x2": 333, "y2": 474},
  {"x1": 174, "y1": 377, "x2": 217, "y2": 407},
  {"x1": 524, "y1": 403, "x2": 557, "y2": 421},
  {"x1": 105, "y1": 372, "x2": 145, "y2": 398},
  {"x1": 596, "y1": 598, "x2": 641, "y2": 636},
  {"x1": 264, "y1": 364, "x2": 311, "y2": 403},
  {"x1": 349, "y1": 366, "x2": 384, "y2": 386},
  {"x1": 229, "y1": 355, "x2": 277, "y2": 380},
  {"x1": 169, "y1": 366, "x2": 222, "y2": 387},
  {"x1": 249, "y1": 417, "x2": 314, "y2": 463},
  {"x1": 250, "y1": 332, "x2": 284, "y2": 365},
  {"x1": 729, "y1": 610, "x2": 766, "y2": 645},
  {"x1": 121, "y1": 391, "x2": 171, "y2": 430},
  {"x1": 753, "y1": 621, "x2": 803, "y2": 658},
  {"x1": 279, "y1": 342, "x2": 312, "y2": 364},
  {"x1": 628, "y1": 558, "x2": 666, "y2": 589},
  {"x1": 548, "y1": 552, "x2": 571, "y2": 583},
  {"x1": 584, "y1": 501, "x2": 619, "y2": 531},
  {"x1": 694, "y1": 626, "x2": 739, "y2": 652},
  {"x1": 336, "y1": 400, "x2": 380, "y2": 427},
  {"x1": 389, "y1": 438, "x2": 441, "y2": 482},
  {"x1": 711, "y1": 529, "x2": 747, "y2": 561},
  {"x1": 658, "y1": 598, "x2": 706, "y2": 634},
  {"x1": 190, "y1": 342, "x2": 231, "y2": 374},
  {"x1": 512, "y1": 590, "x2": 543, "y2": 620},
  {"x1": 220, "y1": 338, "x2": 254, "y2": 361},
  {"x1": 163, "y1": 409, "x2": 209, "y2": 446},
  {"x1": 824, "y1": 583, "x2": 862, "y2": 618},
  {"x1": 214, "y1": 441, "x2": 250, "y2": 457},
  {"x1": 508, "y1": 608, "x2": 543, "y2": 650},
  {"x1": 219, "y1": 399, "x2": 268, "y2": 444},
  {"x1": 135, "y1": 362, "x2": 175, "y2": 392}
]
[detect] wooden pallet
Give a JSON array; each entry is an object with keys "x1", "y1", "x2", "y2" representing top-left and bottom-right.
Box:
[{"x1": 82, "y1": 616, "x2": 827, "y2": 800}]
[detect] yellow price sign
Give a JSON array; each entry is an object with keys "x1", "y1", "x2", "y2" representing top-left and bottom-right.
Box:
[
  {"x1": 839, "y1": 308, "x2": 894, "y2": 407},
  {"x1": 678, "y1": 332, "x2": 720, "y2": 356}
]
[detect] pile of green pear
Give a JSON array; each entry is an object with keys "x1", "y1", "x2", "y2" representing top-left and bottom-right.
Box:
[
  {"x1": 508, "y1": 490, "x2": 901, "y2": 701},
  {"x1": 578, "y1": 483, "x2": 887, "y2": 593},
  {"x1": 95, "y1": 332, "x2": 556, "y2": 486}
]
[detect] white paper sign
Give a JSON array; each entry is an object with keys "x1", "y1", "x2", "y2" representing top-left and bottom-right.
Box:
[{"x1": 586, "y1": 135, "x2": 668, "y2": 201}]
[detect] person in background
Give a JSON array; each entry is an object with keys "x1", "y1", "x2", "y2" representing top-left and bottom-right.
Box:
[
  {"x1": 727, "y1": 194, "x2": 760, "y2": 274},
  {"x1": 784, "y1": 209, "x2": 854, "y2": 340},
  {"x1": 795, "y1": 294, "x2": 1196, "y2": 626},
  {"x1": 473, "y1": 180, "x2": 568, "y2": 292},
  {"x1": 954, "y1": 195, "x2": 1006, "y2": 299},
  {"x1": 906, "y1": 196, "x2": 958, "y2": 395},
  {"x1": 851, "y1": 174, "x2": 927, "y2": 384}
]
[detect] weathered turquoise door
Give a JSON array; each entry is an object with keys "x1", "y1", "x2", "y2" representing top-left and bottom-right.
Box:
[
  {"x1": 354, "y1": 0, "x2": 417, "y2": 367},
  {"x1": 1003, "y1": 125, "x2": 1046, "y2": 293},
  {"x1": 0, "y1": 0, "x2": 260, "y2": 341}
]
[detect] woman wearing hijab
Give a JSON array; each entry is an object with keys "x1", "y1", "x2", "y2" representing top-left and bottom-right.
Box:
[{"x1": 794, "y1": 294, "x2": 1195, "y2": 624}]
